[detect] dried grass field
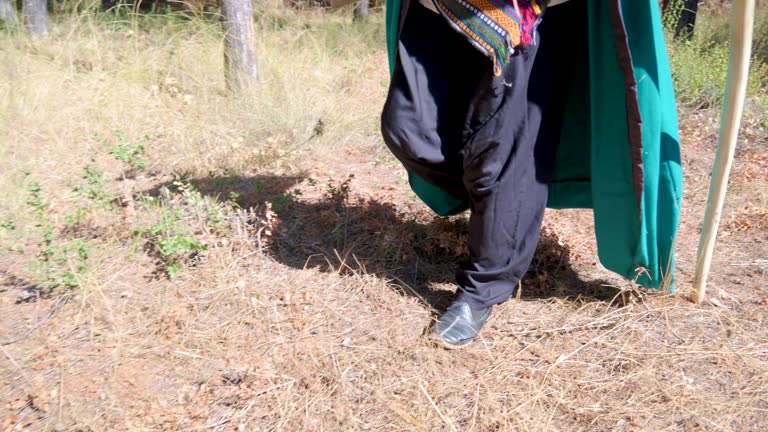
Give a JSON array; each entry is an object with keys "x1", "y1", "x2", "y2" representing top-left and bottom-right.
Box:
[{"x1": 1, "y1": 4, "x2": 768, "y2": 431}]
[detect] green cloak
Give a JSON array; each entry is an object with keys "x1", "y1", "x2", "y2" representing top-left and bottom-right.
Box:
[{"x1": 385, "y1": 0, "x2": 684, "y2": 290}]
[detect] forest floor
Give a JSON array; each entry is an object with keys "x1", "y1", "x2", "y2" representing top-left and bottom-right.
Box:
[{"x1": 1, "y1": 8, "x2": 768, "y2": 432}]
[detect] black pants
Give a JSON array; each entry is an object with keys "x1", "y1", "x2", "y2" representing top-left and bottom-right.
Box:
[{"x1": 381, "y1": 2, "x2": 585, "y2": 309}]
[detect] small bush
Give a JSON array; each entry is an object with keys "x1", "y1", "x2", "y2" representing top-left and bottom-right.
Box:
[
  {"x1": 146, "y1": 206, "x2": 207, "y2": 279},
  {"x1": 23, "y1": 176, "x2": 93, "y2": 292},
  {"x1": 134, "y1": 182, "x2": 220, "y2": 279},
  {"x1": 104, "y1": 130, "x2": 148, "y2": 173},
  {"x1": 71, "y1": 163, "x2": 115, "y2": 205},
  {"x1": 30, "y1": 236, "x2": 92, "y2": 291}
]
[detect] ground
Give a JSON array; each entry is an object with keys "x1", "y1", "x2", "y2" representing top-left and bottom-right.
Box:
[{"x1": 1, "y1": 8, "x2": 767, "y2": 432}]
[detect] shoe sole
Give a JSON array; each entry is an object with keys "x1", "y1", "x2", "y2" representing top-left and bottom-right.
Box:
[{"x1": 426, "y1": 331, "x2": 474, "y2": 350}]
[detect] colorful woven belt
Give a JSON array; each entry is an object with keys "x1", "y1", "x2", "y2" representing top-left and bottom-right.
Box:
[{"x1": 430, "y1": 0, "x2": 546, "y2": 75}]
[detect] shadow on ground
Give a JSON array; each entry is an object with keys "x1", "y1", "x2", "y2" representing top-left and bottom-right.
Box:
[{"x1": 149, "y1": 174, "x2": 624, "y2": 313}]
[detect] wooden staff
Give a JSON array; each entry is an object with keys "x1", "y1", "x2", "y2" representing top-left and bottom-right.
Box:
[{"x1": 692, "y1": 0, "x2": 756, "y2": 303}]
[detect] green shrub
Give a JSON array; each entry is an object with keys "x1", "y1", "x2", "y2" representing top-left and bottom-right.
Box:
[
  {"x1": 24, "y1": 175, "x2": 93, "y2": 291},
  {"x1": 30, "y1": 237, "x2": 92, "y2": 291},
  {"x1": 135, "y1": 183, "x2": 213, "y2": 279},
  {"x1": 147, "y1": 206, "x2": 207, "y2": 279},
  {"x1": 104, "y1": 131, "x2": 148, "y2": 173},
  {"x1": 667, "y1": 7, "x2": 768, "y2": 109}
]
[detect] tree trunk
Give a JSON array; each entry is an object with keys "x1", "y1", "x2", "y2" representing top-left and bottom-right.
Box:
[
  {"x1": 22, "y1": 0, "x2": 47, "y2": 36},
  {"x1": 221, "y1": 0, "x2": 258, "y2": 92},
  {"x1": 353, "y1": 0, "x2": 369, "y2": 21},
  {"x1": 102, "y1": 0, "x2": 118, "y2": 12},
  {"x1": 675, "y1": 0, "x2": 698, "y2": 39},
  {"x1": 662, "y1": 0, "x2": 698, "y2": 40},
  {"x1": 0, "y1": 0, "x2": 17, "y2": 25}
]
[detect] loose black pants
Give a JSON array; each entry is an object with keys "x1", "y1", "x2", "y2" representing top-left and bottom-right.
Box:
[{"x1": 381, "y1": 2, "x2": 585, "y2": 309}]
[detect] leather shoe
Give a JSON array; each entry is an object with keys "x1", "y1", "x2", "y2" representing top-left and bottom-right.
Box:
[{"x1": 431, "y1": 301, "x2": 491, "y2": 348}]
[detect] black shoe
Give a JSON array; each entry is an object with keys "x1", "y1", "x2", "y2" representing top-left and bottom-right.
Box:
[{"x1": 431, "y1": 301, "x2": 491, "y2": 348}]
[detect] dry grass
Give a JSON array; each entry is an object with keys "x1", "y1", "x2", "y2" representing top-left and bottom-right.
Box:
[{"x1": 1, "y1": 5, "x2": 768, "y2": 432}]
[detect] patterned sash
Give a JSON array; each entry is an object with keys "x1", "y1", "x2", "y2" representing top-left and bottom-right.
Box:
[{"x1": 432, "y1": 0, "x2": 545, "y2": 75}]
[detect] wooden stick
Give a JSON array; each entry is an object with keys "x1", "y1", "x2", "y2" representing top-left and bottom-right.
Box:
[{"x1": 692, "y1": 0, "x2": 756, "y2": 303}]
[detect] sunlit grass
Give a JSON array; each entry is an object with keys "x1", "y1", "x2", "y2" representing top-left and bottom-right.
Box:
[{"x1": 0, "y1": 7, "x2": 388, "y2": 232}]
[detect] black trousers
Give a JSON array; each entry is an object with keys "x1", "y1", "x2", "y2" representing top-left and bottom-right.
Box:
[{"x1": 381, "y1": 2, "x2": 586, "y2": 309}]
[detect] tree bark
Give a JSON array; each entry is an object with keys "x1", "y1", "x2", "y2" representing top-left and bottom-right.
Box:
[
  {"x1": 221, "y1": 0, "x2": 258, "y2": 92},
  {"x1": 675, "y1": 0, "x2": 698, "y2": 40},
  {"x1": 102, "y1": 0, "x2": 118, "y2": 12},
  {"x1": 662, "y1": 0, "x2": 698, "y2": 40},
  {"x1": 353, "y1": 0, "x2": 369, "y2": 21},
  {"x1": 0, "y1": 0, "x2": 17, "y2": 25},
  {"x1": 22, "y1": 0, "x2": 47, "y2": 36}
]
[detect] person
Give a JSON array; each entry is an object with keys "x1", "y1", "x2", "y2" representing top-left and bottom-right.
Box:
[{"x1": 380, "y1": 0, "x2": 684, "y2": 348}]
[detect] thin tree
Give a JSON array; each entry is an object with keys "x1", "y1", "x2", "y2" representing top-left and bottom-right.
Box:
[
  {"x1": 22, "y1": 0, "x2": 47, "y2": 36},
  {"x1": 353, "y1": 0, "x2": 369, "y2": 21},
  {"x1": 102, "y1": 0, "x2": 117, "y2": 12},
  {"x1": 0, "y1": 0, "x2": 17, "y2": 25},
  {"x1": 663, "y1": 0, "x2": 698, "y2": 40},
  {"x1": 221, "y1": 0, "x2": 258, "y2": 92}
]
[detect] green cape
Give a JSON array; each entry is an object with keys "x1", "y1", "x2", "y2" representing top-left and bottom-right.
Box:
[{"x1": 385, "y1": 0, "x2": 684, "y2": 290}]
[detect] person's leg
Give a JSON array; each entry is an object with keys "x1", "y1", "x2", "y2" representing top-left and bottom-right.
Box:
[
  {"x1": 381, "y1": 0, "x2": 588, "y2": 346},
  {"x1": 429, "y1": 40, "x2": 547, "y2": 346},
  {"x1": 435, "y1": 0, "x2": 589, "y2": 346},
  {"x1": 454, "y1": 0, "x2": 589, "y2": 310},
  {"x1": 380, "y1": 3, "x2": 500, "y2": 202}
]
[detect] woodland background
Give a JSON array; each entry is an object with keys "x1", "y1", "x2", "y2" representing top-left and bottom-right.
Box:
[{"x1": 1, "y1": 0, "x2": 767, "y2": 431}]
